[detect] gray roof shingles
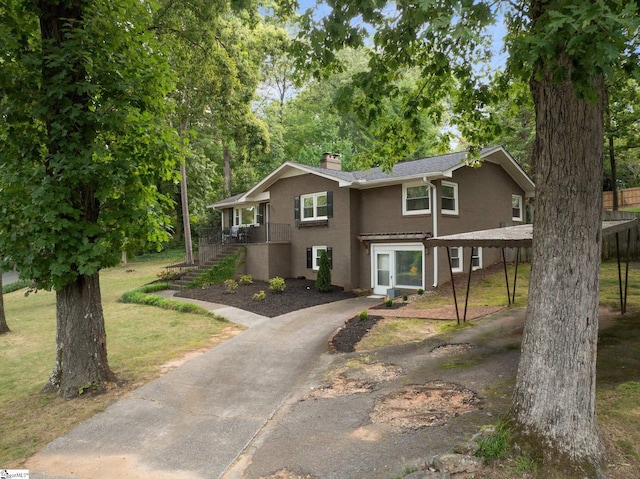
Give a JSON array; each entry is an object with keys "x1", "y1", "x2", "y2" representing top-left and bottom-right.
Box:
[{"x1": 211, "y1": 147, "x2": 501, "y2": 208}]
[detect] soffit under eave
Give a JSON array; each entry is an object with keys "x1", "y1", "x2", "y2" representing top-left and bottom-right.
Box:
[{"x1": 352, "y1": 173, "x2": 448, "y2": 190}]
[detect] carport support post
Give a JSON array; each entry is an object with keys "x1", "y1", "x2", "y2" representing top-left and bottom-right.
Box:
[
  {"x1": 512, "y1": 248, "x2": 520, "y2": 304},
  {"x1": 502, "y1": 248, "x2": 511, "y2": 306},
  {"x1": 616, "y1": 230, "x2": 631, "y2": 315},
  {"x1": 463, "y1": 250, "x2": 473, "y2": 322},
  {"x1": 446, "y1": 247, "x2": 460, "y2": 324}
]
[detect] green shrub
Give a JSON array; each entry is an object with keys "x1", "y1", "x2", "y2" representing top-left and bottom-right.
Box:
[
  {"x1": 315, "y1": 250, "x2": 332, "y2": 292},
  {"x1": 402, "y1": 294, "x2": 408, "y2": 301},
  {"x1": 253, "y1": 290, "x2": 266, "y2": 301},
  {"x1": 119, "y1": 283, "x2": 220, "y2": 318},
  {"x1": 224, "y1": 279, "x2": 238, "y2": 294},
  {"x1": 2, "y1": 279, "x2": 31, "y2": 294},
  {"x1": 417, "y1": 288, "x2": 424, "y2": 295},
  {"x1": 239, "y1": 274, "x2": 253, "y2": 285},
  {"x1": 269, "y1": 276, "x2": 286, "y2": 293},
  {"x1": 190, "y1": 252, "x2": 243, "y2": 287},
  {"x1": 385, "y1": 299, "x2": 393, "y2": 307},
  {"x1": 358, "y1": 310, "x2": 369, "y2": 321}
]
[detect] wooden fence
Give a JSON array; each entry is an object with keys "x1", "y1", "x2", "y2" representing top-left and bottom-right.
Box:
[
  {"x1": 602, "y1": 210, "x2": 640, "y2": 261},
  {"x1": 603, "y1": 187, "x2": 640, "y2": 210}
]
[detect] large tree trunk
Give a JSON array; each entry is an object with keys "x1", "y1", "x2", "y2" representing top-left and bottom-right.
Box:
[
  {"x1": 512, "y1": 51, "x2": 605, "y2": 476},
  {"x1": 43, "y1": 273, "x2": 115, "y2": 398},
  {"x1": 223, "y1": 141, "x2": 232, "y2": 196},
  {"x1": 0, "y1": 275, "x2": 9, "y2": 334},
  {"x1": 37, "y1": 0, "x2": 116, "y2": 398}
]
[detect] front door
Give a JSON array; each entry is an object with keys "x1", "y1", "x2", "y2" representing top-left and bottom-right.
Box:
[{"x1": 374, "y1": 252, "x2": 392, "y2": 295}]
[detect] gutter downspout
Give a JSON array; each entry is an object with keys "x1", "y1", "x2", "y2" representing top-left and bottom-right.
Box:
[
  {"x1": 432, "y1": 184, "x2": 438, "y2": 288},
  {"x1": 424, "y1": 178, "x2": 438, "y2": 288}
]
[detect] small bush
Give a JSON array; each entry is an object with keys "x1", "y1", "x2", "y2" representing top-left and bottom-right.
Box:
[
  {"x1": 417, "y1": 288, "x2": 425, "y2": 295},
  {"x1": 269, "y1": 276, "x2": 286, "y2": 293},
  {"x1": 315, "y1": 250, "x2": 332, "y2": 292},
  {"x1": 224, "y1": 279, "x2": 238, "y2": 294},
  {"x1": 239, "y1": 274, "x2": 253, "y2": 285},
  {"x1": 358, "y1": 310, "x2": 369, "y2": 321},
  {"x1": 385, "y1": 299, "x2": 393, "y2": 307},
  {"x1": 253, "y1": 290, "x2": 266, "y2": 301},
  {"x1": 402, "y1": 294, "x2": 408, "y2": 301}
]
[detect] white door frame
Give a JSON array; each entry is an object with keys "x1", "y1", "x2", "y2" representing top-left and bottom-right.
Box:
[{"x1": 371, "y1": 243, "x2": 425, "y2": 295}]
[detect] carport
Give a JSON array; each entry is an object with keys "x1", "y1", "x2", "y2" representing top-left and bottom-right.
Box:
[{"x1": 427, "y1": 219, "x2": 637, "y2": 323}]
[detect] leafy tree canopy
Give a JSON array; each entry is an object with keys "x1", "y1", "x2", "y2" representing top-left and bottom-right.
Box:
[{"x1": 0, "y1": 0, "x2": 181, "y2": 290}]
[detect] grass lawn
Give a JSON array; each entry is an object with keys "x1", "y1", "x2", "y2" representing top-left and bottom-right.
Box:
[{"x1": 0, "y1": 256, "x2": 242, "y2": 467}]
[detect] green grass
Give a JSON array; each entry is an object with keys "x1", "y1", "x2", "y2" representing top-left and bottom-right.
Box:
[
  {"x1": 356, "y1": 318, "x2": 436, "y2": 351},
  {"x1": 0, "y1": 257, "x2": 242, "y2": 466},
  {"x1": 475, "y1": 420, "x2": 511, "y2": 463}
]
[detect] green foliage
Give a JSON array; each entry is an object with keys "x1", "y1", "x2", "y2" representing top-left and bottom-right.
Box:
[
  {"x1": 2, "y1": 280, "x2": 30, "y2": 295},
  {"x1": 476, "y1": 420, "x2": 511, "y2": 464},
  {"x1": 358, "y1": 310, "x2": 369, "y2": 321},
  {"x1": 417, "y1": 289, "x2": 424, "y2": 295},
  {"x1": 239, "y1": 274, "x2": 254, "y2": 285},
  {"x1": 0, "y1": 0, "x2": 181, "y2": 291},
  {"x1": 119, "y1": 282, "x2": 219, "y2": 318},
  {"x1": 190, "y1": 253, "x2": 241, "y2": 287},
  {"x1": 385, "y1": 299, "x2": 393, "y2": 307},
  {"x1": 253, "y1": 290, "x2": 266, "y2": 301},
  {"x1": 315, "y1": 250, "x2": 332, "y2": 292},
  {"x1": 402, "y1": 294, "x2": 408, "y2": 301},
  {"x1": 269, "y1": 276, "x2": 286, "y2": 293},
  {"x1": 224, "y1": 279, "x2": 238, "y2": 294}
]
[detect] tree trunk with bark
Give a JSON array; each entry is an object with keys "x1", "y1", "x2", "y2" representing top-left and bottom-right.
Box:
[
  {"x1": 0, "y1": 275, "x2": 9, "y2": 334},
  {"x1": 43, "y1": 273, "x2": 115, "y2": 398},
  {"x1": 511, "y1": 51, "x2": 606, "y2": 476},
  {"x1": 223, "y1": 141, "x2": 232, "y2": 196},
  {"x1": 37, "y1": 0, "x2": 116, "y2": 398}
]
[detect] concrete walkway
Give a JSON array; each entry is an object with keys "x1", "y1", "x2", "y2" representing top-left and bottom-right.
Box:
[{"x1": 27, "y1": 295, "x2": 380, "y2": 479}]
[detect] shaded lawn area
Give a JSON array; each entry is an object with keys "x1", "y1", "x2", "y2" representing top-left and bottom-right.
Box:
[{"x1": 0, "y1": 258, "x2": 241, "y2": 467}]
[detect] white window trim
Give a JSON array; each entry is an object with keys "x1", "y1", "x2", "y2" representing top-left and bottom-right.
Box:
[
  {"x1": 234, "y1": 205, "x2": 257, "y2": 226},
  {"x1": 471, "y1": 247, "x2": 483, "y2": 271},
  {"x1": 301, "y1": 192, "x2": 328, "y2": 221},
  {"x1": 450, "y1": 247, "x2": 463, "y2": 273},
  {"x1": 441, "y1": 181, "x2": 459, "y2": 215},
  {"x1": 402, "y1": 182, "x2": 431, "y2": 216},
  {"x1": 312, "y1": 245, "x2": 327, "y2": 271},
  {"x1": 512, "y1": 194, "x2": 523, "y2": 222}
]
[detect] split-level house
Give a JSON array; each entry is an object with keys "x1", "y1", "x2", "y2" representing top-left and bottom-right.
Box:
[{"x1": 209, "y1": 146, "x2": 535, "y2": 295}]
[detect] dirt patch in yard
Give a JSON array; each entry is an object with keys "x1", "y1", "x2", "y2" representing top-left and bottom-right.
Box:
[
  {"x1": 305, "y1": 360, "x2": 404, "y2": 399},
  {"x1": 370, "y1": 381, "x2": 483, "y2": 429}
]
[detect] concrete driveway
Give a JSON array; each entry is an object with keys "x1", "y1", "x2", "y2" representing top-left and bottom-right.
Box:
[{"x1": 27, "y1": 296, "x2": 380, "y2": 479}]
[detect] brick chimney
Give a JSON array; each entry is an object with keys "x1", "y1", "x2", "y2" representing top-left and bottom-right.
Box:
[{"x1": 320, "y1": 152, "x2": 342, "y2": 171}]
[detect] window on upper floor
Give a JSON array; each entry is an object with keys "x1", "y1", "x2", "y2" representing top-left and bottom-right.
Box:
[
  {"x1": 403, "y1": 182, "x2": 430, "y2": 215},
  {"x1": 512, "y1": 194, "x2": 523, "y2": 222},
  {"x1": 295, "y1": 191, "x2": 333, "y2": 222},
  {"x1": 441, "y1": 181, "x2": 458, "y2": 215},
  {"x1": 234, "y1": 206, "x2": 256, "y2": 226}
]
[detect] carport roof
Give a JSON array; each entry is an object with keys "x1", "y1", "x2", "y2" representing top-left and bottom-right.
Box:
[{"x1": 427, "y1": 219, "x2": 637, "y2": 248}]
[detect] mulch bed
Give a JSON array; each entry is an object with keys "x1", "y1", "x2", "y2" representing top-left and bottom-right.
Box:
[
  {"x1": 330, "y1": 316, "x2": 384, "y2": 353},
  {"x1": 175, "y1": 278, "x2": 356, "y2": 318}
]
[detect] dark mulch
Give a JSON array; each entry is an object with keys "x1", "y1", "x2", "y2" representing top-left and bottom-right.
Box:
[
  {"x1": 331, "y1": 316, "x2": 384, "y2": 353},
  {"x1": 175, "y1": 278, "x2": 356, "y2": 318}
]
